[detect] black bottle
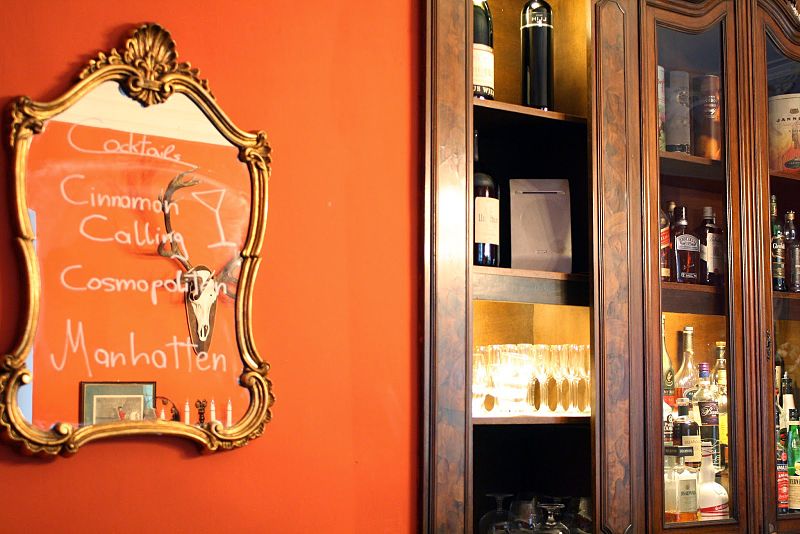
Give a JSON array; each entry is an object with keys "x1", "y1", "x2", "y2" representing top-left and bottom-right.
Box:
[
  {"x1": 474, "y1": 130, "x2": 499, "y2": 266},
  {"x1": 520, "y1": 0, "x2": 553, "y2": 110}
]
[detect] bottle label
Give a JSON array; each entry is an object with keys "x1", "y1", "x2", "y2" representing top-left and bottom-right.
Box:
[
  {"x1": 473, "y1": 44, "x2": 494, "y2": 97},
  {"x1": 664, "y1": 411, "x2": 674, "y2": 443},
  {"x1": 683, "y1": 434, "x2": 702, "y2": 463},
  {"x1": 660, "y1": 225, "x2": 671, "y2": 250},
  {"x1": 699, "y1": 502, "x2": 729, "y2": 520},
  {"x1": 779, "y1": 464, "x2": 790, "y2": 510},
  {"x1": 719, "y1": 411, "x2": 728, "y2": 446},
  {"x1": 664, "y1": 368, "x2": 674, "y2": 389},
  {"x1": 707, "y1": 233, "x2": 724, "y2": 274},
  {"x1": 790, "y1": 476, "x2": 800, "y2": 510},
  {"x1": 475, "y1": 196, "x2": 499, "y2": 246},
  {"x1": 676, "y1": 234, "x2": 700, "y2": 252},
  {"x1": 677, "y1": 478, "x2": 698, "y2": 513},
  {"x1": 521, "y1": 12, "x2": 553, "y2": 29},
  {"x1": 699, "y1": 401, "x2": 719, "y2": 425}
]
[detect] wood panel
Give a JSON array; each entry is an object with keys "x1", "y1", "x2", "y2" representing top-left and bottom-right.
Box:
[
  {"x1": 424, "y1": 0, "x2": 470, "y2": 531},
  {"x1": 592, "y1": 1, "x2": 643, "y2": 532},
  {"x1": 472, "y1": 300, "x2": 591, "y2": 347}
]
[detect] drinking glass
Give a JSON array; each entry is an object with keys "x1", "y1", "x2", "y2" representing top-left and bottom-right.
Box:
[
  {"x1": 473, "y1": 346, "x2": 493, "y2": 416},
  {"x1": 532, "y1": 344, "x2": 552, "y2": 415},
  {"x1": 509, "y1": 497, "x2": 538, "y2": 531},
  {"x1": 565, "y1": 344, "x2": 582, "y2": 414},
  {"x1": 578, "y1": 344, "x2": 591, "y2": 414},
  {"x1": 478, "y1": 493, "x2": 513, "y2": 534},
  {"x1": 533, "y1": 503, "x2": 569, "y2": 533},
  {"x1": 549, "y1": 345, "x2": 570, "y2": 413}
]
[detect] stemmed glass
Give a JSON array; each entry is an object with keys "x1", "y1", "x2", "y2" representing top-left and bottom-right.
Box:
[
  {"x1": 473, "y1": 346, "x2": 493, "y2": 416},
  {"x1": 478, "y1": 493, "x2": 513, "y2": 534},
  {"x1": 508, "y1": 497, "x2": 538, "y2": 532},
  {"x1": 549, "y1": 345, "x2": 570, "y2": 413},
  {"x1": 565, "y1": 344, "x2": 582, "y2": 414},
  {"x1": 533, "y1": 503, "x2": 569, "y2": 533},
  {"x1": 578, "y1": 344, "x2": 591, "y2": 414}
]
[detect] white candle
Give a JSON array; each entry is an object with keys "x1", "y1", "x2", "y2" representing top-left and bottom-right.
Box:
[
  {"x1": 226, "y1": 399, "x2": 233, "y2": 428},
  {"x1": 184, "y1": 400, "x2": 190, "y2": 424},
  {"x1": 160, "y1": 408, "x2": 166, "y2": 420},
  {"x1": 210, "y1": 399, "x2": 216, "y2": 422}
]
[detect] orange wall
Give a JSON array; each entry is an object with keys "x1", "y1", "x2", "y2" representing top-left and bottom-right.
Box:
[{"x1": 0, "y1": 2, "x2": 421, "y2": 532}]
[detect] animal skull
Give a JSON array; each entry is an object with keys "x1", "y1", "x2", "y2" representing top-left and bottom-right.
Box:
[{"x1": 183, "y1": 266, "x2": 218, "y2": 353}]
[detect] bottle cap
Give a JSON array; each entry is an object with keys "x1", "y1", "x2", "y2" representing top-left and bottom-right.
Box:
[
  {"x1": 788, "y1": 211, "x2": 796, "y2": 221},
  {"x1": 698, "y1": 362, "x2": 710, "y2": 378},
  {"x1": 676, "y1": 206, "x2": 688, "y2": 223},
  {"x1": 676, "y1": 397, "x2": 689, "y2": 407},
  {"x1": 684, "y1": 326, "x2": 694, "y2": 333},
  {"x1": 703, "y1": 206, "x2": 714, "y2": 219},
  {"x1": 715, "y1": 341, "x2": 726, "y2": 348}
]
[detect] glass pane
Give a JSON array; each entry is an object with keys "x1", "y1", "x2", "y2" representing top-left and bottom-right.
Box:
[
  {"x1": 656, "y1": 22, "x2": 732, "y2": 524},
  {"x1": 765, "y1": 35, "x2": 800, "y2": 517}
]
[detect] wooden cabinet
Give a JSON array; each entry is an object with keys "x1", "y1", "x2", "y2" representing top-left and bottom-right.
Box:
[{"x1": 424, "y1": 1, "x2": 800, "y2": 533}]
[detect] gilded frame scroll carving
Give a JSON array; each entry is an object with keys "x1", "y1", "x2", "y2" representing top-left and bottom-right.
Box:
[{"x1": 0, "y1": 23, "x2": 273, "y2": 455}]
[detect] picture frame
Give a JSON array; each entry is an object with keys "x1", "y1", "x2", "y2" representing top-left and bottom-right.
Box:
[{"x1": 80, "y1": 382, "x2": 156, "y2": 426}]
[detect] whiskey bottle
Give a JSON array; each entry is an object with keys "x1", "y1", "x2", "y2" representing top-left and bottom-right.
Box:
[
  {"x1": 673, "y1": 206, "x2": 700, "y2": 283},
  {"x1": 674, "y1": 326, "x2": 698, "y2": 402},
  {"x1": 788, "y1": 409, "x2": 800, "y2": 512},
  {"x1": 786, "y1": 210, "x2": 800, "y2": 292},
  {"x1": 691, "y1": 75, "x2": 722, "y2": 160},
  {"x1": 693, "y1": 362, "x2": 721, "y2": 470},
  {"x1": 773, "y1": 195, "x2": 787, "y2": 292},
  {"x1": 697, "y1": 207, "x2": 725, "y2": 286},
  {"x1": 662, "y1": 315, "x2": 675, "y2": 408},
  {"x1": 660, "y1": 208, "x2": 672, "y2": 281},
  {"x1": 674, "y1": 397, "x2": 702, "y2": 470},
  {"x1": 666, "y1": 454, "x2": 699, "y2": 523}
]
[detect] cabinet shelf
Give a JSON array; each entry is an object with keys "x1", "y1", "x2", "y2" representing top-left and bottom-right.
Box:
[
  {"x1": 472, "y1": 415, "x2": 590, "y2": 426},
  {"x1": 774, "y1": 291, "x2": 800, "y2": 321},
  {"x1": 473, "y1": 98, "x2": 587, "y2": 127},
  {"x1": 661, "y1": 281, "x2": 725, "y2": 315},
  {"x1": 771, "y1": 171, "x2": 800, "y2": 183},
  {"x1": 660, "y1": 151, "x2": 724, "y2": 182},
  {"x1": 472, "y1": 266, "x2": 590, "y2": 306}
]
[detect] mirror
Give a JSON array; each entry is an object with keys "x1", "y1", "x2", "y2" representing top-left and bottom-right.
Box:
[{"x1": 1, "y1": 23, "x2": 273, "y2": 455}]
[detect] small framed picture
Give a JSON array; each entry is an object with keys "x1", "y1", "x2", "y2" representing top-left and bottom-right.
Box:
[{"x1": 79, "y1": 382, "x2": 156, "y2": 425}]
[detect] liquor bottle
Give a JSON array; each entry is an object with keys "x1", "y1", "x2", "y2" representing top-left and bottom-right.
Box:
[
  {"x1": 658, "y1": 66, "x2": 666, "y2": 152},
  {"x1": 667, "y1": 200, "x2": 677, "y2": 226},
  {"x1": 674, "y1": 326, "x2": 698, "y2": 402},
  {"x1": 473, "y1": 0, "x2": 495, "y2": 100},
  {"x1": 664, "y1": 398, "x2": 676, "y2": 472},
  {"x1": 660, "y1": 208, "x2": 672, "y2": 281},
  {"x1": 693, "y1": 362, "x2": 721, "y2": 470},
  {"x1": 473, "y1": 130, "x2": 499, "y2": 266},
  {"x1": 673, "y1": 206, "x2": 700, "y2": 283},
  {"x1": 698, "y1": 442, "x2": 729, "y2": 520},
  {"x1": 674, "y1": 397, "x2": 702, "y2": 469},
  {"x1": 786, "y1": 210, "x2": 800, "y2": 292},
  {"x1": 783, "y1": 373, "x2": 796, "y2": 437},
  {"x1": 772, "y1": 195, "x2": 787, "y2": 292},
  {"x1": 788, "y1": 409, "x2": 800, "y2": 513},
  {"x1": 779, "y1": 409, "x2": 790, "y2": 515},
  {"x1": 662, "y1": 315, "x2": 675, "y2": 408},
  {"x1": 711, "y1": 342, "x2": 728, "y2": 468},
  {"x1": 666, "y1": 71, "x2": 691, "y2": 154},
  {"x1": 697, "y1": 207, "x2": 725, "y2": 286},
  {"x1": 520, "y1": 0, "x2": 553, "y2": 110},
  {"x1": 777, "y1": 346, "x2": 786, "y2": 402},
  {"x1": 665, "y1": 455, "x2": 699, "y2": 523}
]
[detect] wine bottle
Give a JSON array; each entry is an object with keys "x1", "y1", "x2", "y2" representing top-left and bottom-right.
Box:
[
  {"x1": 785, "y1": 210, "x2": 800, "y2": 292},
  {"x1": 697, "y1": 206, "x2": 725, "y2": 286},
  {"x1": 772, "y1": 195, "x2": 787, "y2": 292},
  {"x1": 673, "y1": 206, "x2": 700, "y2": 283},
  {"x1": 473, "y1": 130, "x2": 499, "y2": 266},
  {"x1": 662, "y1": 315, "x2": 675, "y2": 408},
  {"x1": 473, "y1": 0, "x2": 495, "y2": 100},
  {"x1": 520, "y1": 0, "x2": 553, "y2": 110}
]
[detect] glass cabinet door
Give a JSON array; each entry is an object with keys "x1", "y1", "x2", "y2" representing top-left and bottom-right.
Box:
[
  {"x1": 754, "y1": 9, "x2": 800, "y2": 533},
  {"x1": 643, "y1": 3, "x2": 744, "y2": 530}
]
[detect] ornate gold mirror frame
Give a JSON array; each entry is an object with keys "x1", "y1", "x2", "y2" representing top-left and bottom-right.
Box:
[{"x1": 1, "y1": 23, "x2": 273, "y2": 455}]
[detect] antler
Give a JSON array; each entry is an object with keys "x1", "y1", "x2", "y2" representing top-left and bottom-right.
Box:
[
  {"x1": 215, "y1": 256, "x2": 241, "y2": 299},
  {"x1": 157, "y1": 169, "x2": 199, "y2": 270}
]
